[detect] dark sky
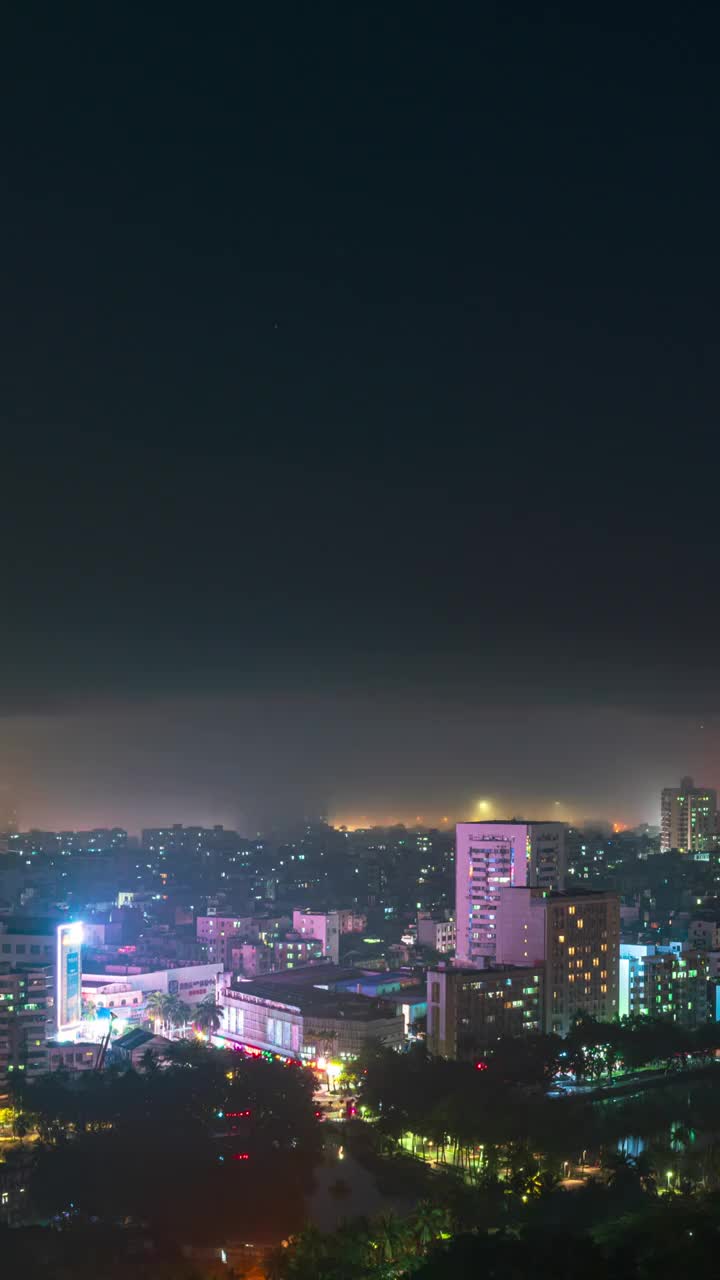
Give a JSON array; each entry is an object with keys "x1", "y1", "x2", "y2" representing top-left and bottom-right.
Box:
[{"x1": 2, "y1": 5, "x2": 720, "y2": 831}]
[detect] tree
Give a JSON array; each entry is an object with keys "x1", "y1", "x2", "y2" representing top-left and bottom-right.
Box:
[
  {"x1": 140, "y1": 1047, "x2": 160, "y2": 1074},
  {"x1": 163, "y1": 995, "x2": 191, "y2": 1035},
  {"x1": 145, "y1": 990, "x2": 167, "y2": 1033},
  {"x1": 373, "y1": 1212, "x2": 409, "y2": 1264},
  {"x1": 410, "y1": 1199, "x2": 452, "y2": 1251},
  {"x1": 193, "y1": 995, "x2": 223, "y2": 1036},
  {"x1": 314, "y1": 1027, "x2": 339, "y2": 1062}
]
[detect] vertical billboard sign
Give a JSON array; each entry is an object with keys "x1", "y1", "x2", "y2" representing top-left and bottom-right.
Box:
[{"x1": 56, "y1": 922, "x2": 83, "y2": 1032}]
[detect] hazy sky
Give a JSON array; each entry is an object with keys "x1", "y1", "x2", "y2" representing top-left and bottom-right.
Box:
[
  {"x1": 3, "y1": 9, "x2": 720, "y2": 833},
  {"x1": 0, "y1": 691, "x2": 716, "y2": 833}
]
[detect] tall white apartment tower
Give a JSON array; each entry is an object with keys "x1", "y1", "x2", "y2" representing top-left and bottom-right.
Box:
[
  {"x1": 660, "y1": 777, "x2": 717, "y2": 853},
  {"x1": 455, "y1": 821, "x2": 565, "y2": 967}
]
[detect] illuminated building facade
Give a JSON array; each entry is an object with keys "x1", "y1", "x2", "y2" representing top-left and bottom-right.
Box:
[
  {"x1": 495, "y1": 886, "x2": 620, "y2": 1034},
  {"x1": 292, "y1": 910, "x2": 340, "y2": 964},
  {"x1": 82, "y1": 962, "x2": 222, "y2": 1022},
  {"x1": 417, "y1": 912, "x2": 456, "y2": 953},
  {"x1": 272, "y1": 936, "x2": 324, "y2": 969},
  {"x1": 0, "y1": 917, "x2": 84, "y2": 1034},
  {"x1": 0, "y1": 965, "x2": 49, "y2": 1085},
  {"x1": 455, "y1": 822, "x2": 566, "y2": 966},
  {"x1": 661, "y1": 777, "x2": 717, "y2": 853},
  {"x1": 544, "y1": 891, "x2": 619, "y2": 1034},
  {"x1": 47, "y1": 1041, "x2": 100, "y2": 1072},
  {"x1": 196, "y1": 916, "x2": 259, "y2": 966},
  {"x1": 216, "y1": 979, "x2": 404, "y2": 1062},
  {"x1": 426, "y1": 964, "x2": 543, "y2": 1059},
  {"x1": 619, "y1": 944, "x2": 710, "y2": 1026},
  {"x1": 56, "y1": 922, "x2": 83, "y2": 1034}
]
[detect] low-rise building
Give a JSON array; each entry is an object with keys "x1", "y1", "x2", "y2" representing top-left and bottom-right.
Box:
[
  {"x1": 272, "y1": 936, "x2": 324, "y2": 969},
  {"x1": 196, "y1": 916, "x2": 259, "y2": 966},
  {"x1": 230, "y1": 943, "x2": 273, "y2": 978},
  {"x1": 216, "y1": 979, "x2": 404, "y2": 1062},
  {"x1": 81, "y1": 980, "x2": 146, "y2": 1023},
  {"x1": 417, "y1": 912, "x2": 456, "y2": 954},
  {"x1": 112, "y1": 1028, "x2": 173, "y2": 1069},
  {"x1": 47, "y1": 1041, "x2": 100, "y2": 1072},
  {"x1": 337, "y1": 910, "x2": 367, "y2": 934},
  {"x1": 292, "y1": 910, "x2": 340, "y2": 964},
  {"x1": 83, "y1": 962, "x2": 222, "y2": 1021}
]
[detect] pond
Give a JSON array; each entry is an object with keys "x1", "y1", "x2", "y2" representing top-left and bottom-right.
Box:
[{"x1": 306, "y1": 1140, "x2": 417, "y2": 1231}]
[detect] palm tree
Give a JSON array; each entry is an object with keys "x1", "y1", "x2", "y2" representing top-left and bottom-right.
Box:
[
  {"x1": 373, "y1": 1212, "x2": 409, "y2": 1264},
  {"x1": 145, "y1": 990, "x2": 167, "y2": 1033},
  {"x1": 164, "y1": 1039, "x2": 208, "y2": 1067},
  {"x1": 193, "y1": 995, "x2": 223, "y2": 1036},
  {"x1": 162, "y1": 995, "x2": 192, "y2": 1036},
  {"x1": 602, "y1": 1148, "x2": 654, "y2": 1198},
  {"x1": 140, "y1": 1046, "x2": 160, "y2": 1073},
  {"x1": 410, "y1": 1200, "x2": 452, "y2": 1252},
  {"x1": 331, "y1": 1219, "x2": 373, "y2": 1273},
  {"x1": 315, "y1": 1027, "x2": 338, "y2": 1060}
]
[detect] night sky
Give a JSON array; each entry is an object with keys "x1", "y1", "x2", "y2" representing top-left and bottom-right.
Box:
[{"x1": 2, "y1": 7, "x2": 720, "y2": 831}]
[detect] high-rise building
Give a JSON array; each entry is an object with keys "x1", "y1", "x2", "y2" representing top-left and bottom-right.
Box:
[
  {"x1": 495, "y1": 886, "x2": 620, "y2": 1034},
  {"x1": 0, "y1": 918, "x2": 82, "y2": 1034},
  {"x1": 455, "y1": 822, "x2": 566, "y2": 967},
  {"x1": 661, "y1": 777, "x2": 717, "y2": 853},
  {"x1": 619, "y1": 944, "x2": 710, "y2": 1026},
  {"x1": 0, "y1": 965, "x2": 50, "y2": 1086},
  {"x1": 426, "y1": 964, "x2": 543, "y2": 1058}
]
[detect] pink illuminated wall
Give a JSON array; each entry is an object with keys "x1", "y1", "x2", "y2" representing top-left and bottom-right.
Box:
[
  {"x1": 495, "y1": 886, "x2": 547, "y2": 966},
  {"x1": 455, "y1": 823, "x2": 530, "y2": 967}
]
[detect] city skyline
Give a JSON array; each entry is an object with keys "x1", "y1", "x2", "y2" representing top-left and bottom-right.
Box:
[
  {"x1": 4, "y1": 7, "x2": 720, "y2": 1270},
  {"x1": 2, "y1": 695, "x2": 719, "y2": 833}
]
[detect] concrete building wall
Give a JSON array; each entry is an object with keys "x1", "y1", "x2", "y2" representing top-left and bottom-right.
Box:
[
  {"x1": 544, "y1": 892, "x2": 620, "y2": 1034},
  {"x1": 292, "y1": 910, "x2": 340, "y2": 964},
  {"x1": 427, "y1": 965, "x2": 543, "y2": 1059},
  {"x1": 495, "y1": 887, "x2": 546, "y2": 966}
]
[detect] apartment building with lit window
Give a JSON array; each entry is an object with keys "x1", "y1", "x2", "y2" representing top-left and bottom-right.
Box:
[
  {"x1": 426, "y1": 964, "x2": 543, "y2": 1059},
  {"x1": 619, "y1": 944, "x2": 710, "y2": 1026},
  {"x1": 0, "y1": 965, "x2": 49, "y2": 1086},
  {"x1": 661, "y1": 777, "x2": 717, "y2": 853},
  {"x1": 455, "y1": 822, "x2": 565, "y2": 966},
  {"x1": 495, "y1": 886, "x2": 620, "y2": 1034}
]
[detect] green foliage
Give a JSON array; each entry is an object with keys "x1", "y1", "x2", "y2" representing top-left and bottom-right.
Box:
[
  {"x1": 10, "y1": 1046, "x2": 322, "y2": 1243},
  {"x1": 192, "y1": 994, "x2": 223, "y2": 1035},
  {"x1": 271, "y1": 1199, "x2": 455, "y2": 1279}
]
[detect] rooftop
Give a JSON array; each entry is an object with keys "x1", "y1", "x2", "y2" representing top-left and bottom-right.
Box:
[
  {"x1": 225, "y1": 980, "x2": 399, "y2": 1022},
  {"x1": 113, "y1": 1028, "x2": 172, "y2": 1052},
  {"x1": 0, "y1": 915, "x2": 64, "y2": 936}
]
